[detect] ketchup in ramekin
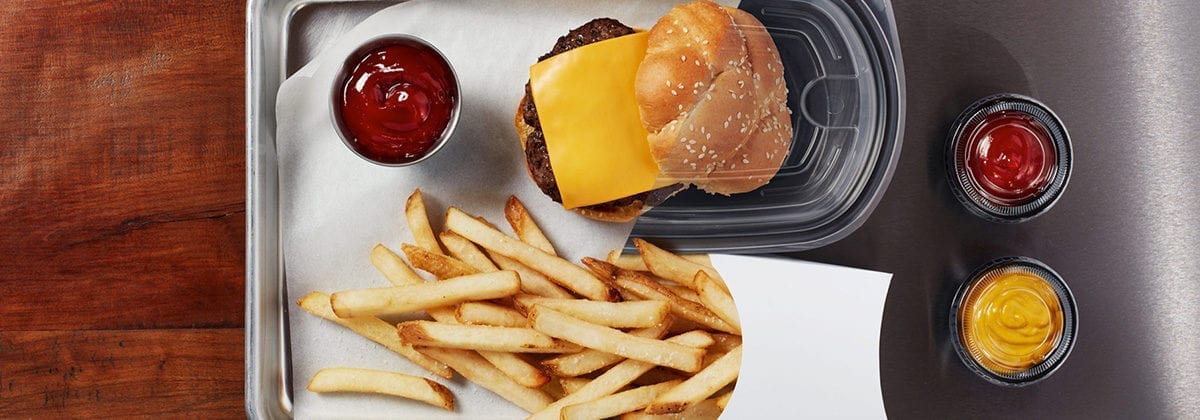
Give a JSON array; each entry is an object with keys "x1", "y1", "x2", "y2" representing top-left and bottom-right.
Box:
[
  {"x1": 333, "y1": 36, "x2": 460, "y2": 166},
  {"x1": 947, "y1": 94, "x2": 1071, "y2": 222}
]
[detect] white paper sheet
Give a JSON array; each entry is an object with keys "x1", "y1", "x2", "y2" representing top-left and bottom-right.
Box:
[
  {"x1": 712, "y1": 255, "x2": 891, "y2": 419},
  {"x1": 276, "y1": 1, "x2": 891, "y2": 418}
]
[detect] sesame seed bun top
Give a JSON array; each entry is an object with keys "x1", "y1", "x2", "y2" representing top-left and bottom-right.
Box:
[{"x1": 636, "y1": 0, "x2": 793, "y2": 195}]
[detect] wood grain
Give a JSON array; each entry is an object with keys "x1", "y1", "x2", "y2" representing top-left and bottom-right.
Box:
[
  {"x1": 0, "y1": 0, "x2": 248, "y2": 416},
  {"x1": 0, "y1": 0, "x2": 245, "y2": 331},
  {"x1": 0, "y1": 329, "x2": 243, "y2": 417}
]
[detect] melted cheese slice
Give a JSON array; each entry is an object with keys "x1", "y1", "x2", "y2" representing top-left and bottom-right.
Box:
[{"x1": 530, "y1": 32, "x2": 660, "y2": 209}]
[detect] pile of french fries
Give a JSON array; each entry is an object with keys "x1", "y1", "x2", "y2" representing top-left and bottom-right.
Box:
[{"x1": 298, "y1": 190, "x2": 742, "y2": 419}]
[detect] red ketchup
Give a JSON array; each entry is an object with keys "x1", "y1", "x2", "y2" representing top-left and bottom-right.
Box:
[
  {"x1": 963, "y1": 111, "x2": 1057, "y2": 206},
  {"x1": 339, "y1": 39, "x2": 457, "y2": 164}
]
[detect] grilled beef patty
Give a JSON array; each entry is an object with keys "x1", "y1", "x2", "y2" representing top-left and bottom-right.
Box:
[{"x1": 521, "y1": 19, "x2": 651, "y2": 212}]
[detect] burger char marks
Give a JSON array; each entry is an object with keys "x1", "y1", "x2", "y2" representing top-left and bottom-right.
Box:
[{"x1": 522, "y1": 18, "x2": 647, "y2": 208}]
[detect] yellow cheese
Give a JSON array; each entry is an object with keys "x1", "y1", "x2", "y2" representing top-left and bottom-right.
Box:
[{"x1": 530, "y1": 32, "x2": 660, "y2": 209}]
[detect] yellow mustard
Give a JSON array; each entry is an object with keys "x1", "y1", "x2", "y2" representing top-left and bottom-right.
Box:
[{"x1": 960, "y1": 271, "x2": 1064, "y2": 374}]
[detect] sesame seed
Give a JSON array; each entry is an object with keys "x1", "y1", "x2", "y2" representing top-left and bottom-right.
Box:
[
  {"x1": 695, "y1": 60, "x2": 700, "y2": 66},
  {"x1": 684, "y1": 158, "x2": 689, "y2": 163},
  {"x1": 671, "y1": 90, "x2": 677, "y2": 96},
  {"x1": 706, "y1": 94, "x2": 713, "y2": 100},
  {"x1": 682, "y1": 27, "x2": 689, "y2": 33},
  {"x1": 706, "y1": 133, "x2": 712, "y2": 139},
  {"x1": 666, "y1": 81, "x2": 672, "y2": 87},
  {"x1": 702, "y1": 40, "x2": 709, "y2": 45},
  {"x1": 689, "y1": 140, "x2": 696, "y2": 144},
  {"x1": 681, "y1": 55, "x2": 686, "y2": 62},
  {"x1": 667, "y1": 29, "x2": 674, "y2": 34},
  {"x1": 678, "y1": 83, "x2": 684, "y2": 89},
  {"x1": 698, "y1": 154, "x2": 705, "y2": 160},
  {"x1": 701, "y1": 145, "x2": 707, "y2": 152},
  {"x1": 743, "y1": 158, "x2": 749, "y2": 164},
  {"x1": 723, "y1": 121, "x2": 729, "y2": 128}
]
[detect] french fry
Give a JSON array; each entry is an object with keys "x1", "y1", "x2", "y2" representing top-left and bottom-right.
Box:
[
  {"x1": 606, "y1": 250, "x2": 649, "y2": 272},
  {"x1": 662, "y1": 284, "x2": 702, "y2": 303},
  {"x1": 541, "y1": 377, "x2": 568, "y2": 401},
  {"x1": 710, "y1": 334, "x2": 743, "y2": 354},
  {"x1": 402, "y1": 243, "x2": 479, "y2": 279},
  {"x1": 418, "y1": 347, "x2": 555, "y2": 413},
  {"x1": 632, "y1": 367, "x2": 687, "y2": 387},
  {"x1": 619, "y1": 399, "x2": 722, "y2": 420},
  {"x1": 307, "y1": 367, "x2": 455, "y2": 411},
  {"x1": 561, "y1": 380, "x2": 683, "y2": 420},
  {"x1": 505, "y1": 196, "x2": 557, "y2": 255},
  {"x1": 395, "y1": 284, "x2": 546, "y2": 388},
  {"x1": 311, "y1": 191, "x2": 750, "y2": 418},
  {"x1": 330, "y1": 271, "x2": 520, "y2": 317},
  {"x1": 583, "y1": 259, "x2": 737, "y2": 334},
  {"x1": 528, "y1": 306, "x2": 705, "y2": 373},
  {"x1": 478, "y1": 351, "x2": 551, "y2": 388},
  {"x1": 558, "y1": 377, "x2": 590, "y2": 395},
  {"x1": 487, "y1": 250, "x2": 574, "y2": 298},
  {"x1": 606, "y1": 250, "x2": 714, "y2": 272},
  {"x1": 370, "y1": 244, "x2": 425, "y2": 286},
  {"x1": 665, "y1": 317, "x2": 706, "y2": 336},
  {"x1": 406, "y1": 189, "x2": 445, "y2": 255},
  {"x1": 456, "y1": 302, "x2": 529, "y2": 328},
  {"x1": 398, "y1": 321, "x2": 581, "y2": 353},
  {"x1": 714, "y1": 391, "x2": 733, "y2": 409},
  {"x1": 645, "y1": 346, "x2": 742, "y2": 414},
  {"x1": 296, "y1": 292, "x2": 452, "y2": 379},
  {"x1": 514, "y1": 296, "x2": 669, "y2": 328},
  {"x1": 694, "y1": 271, "x2": 740, "y2": 333},
  {"x1": 541, "y1": 322, "x2": 671, "y2": 377},
  {"x1": 446, "y1": 207, "x2": 618, "y2": 301},
  {"x1": 634, "y1": 239, "x2": 726, "y2": 290},
  {"x1": 526, "y1": 331, "x2": 714, "y2": 420},
  {"x1": 440, "y1": 231, "x2": 499, "y2": 272}
]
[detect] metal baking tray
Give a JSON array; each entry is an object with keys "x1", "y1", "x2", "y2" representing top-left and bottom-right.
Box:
[{"x1": 246, "y1": 0, "x2": 903, "y2": 417}]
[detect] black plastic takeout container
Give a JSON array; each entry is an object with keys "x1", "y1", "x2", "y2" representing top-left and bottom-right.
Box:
[{"x1": 629, "y1": 0, "x2": 906, "y2": 253}]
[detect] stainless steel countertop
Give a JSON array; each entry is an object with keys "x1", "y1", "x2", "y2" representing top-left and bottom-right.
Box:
[{"x1": 791, "y1": 0, "x2": 1200, "y2": 417}]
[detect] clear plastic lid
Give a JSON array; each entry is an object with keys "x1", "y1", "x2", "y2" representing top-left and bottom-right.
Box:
[{"x1": 630, "y1": 0, "x2": 905, "y2": 253}]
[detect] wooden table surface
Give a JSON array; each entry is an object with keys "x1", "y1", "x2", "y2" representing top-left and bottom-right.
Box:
[{"x1": 1, "y1": 1, "x2": 246, "y2": 417}]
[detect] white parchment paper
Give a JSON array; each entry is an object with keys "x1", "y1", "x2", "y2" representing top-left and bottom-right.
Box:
[
  {"x1": 277, "y1": 0, "x2": 736, "y2": 418},
  {"x1": 276, "y1": 1, "x2": 890, "y2": 418}
]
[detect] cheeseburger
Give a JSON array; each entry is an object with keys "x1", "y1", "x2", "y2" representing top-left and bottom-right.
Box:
[{"x1": 517, "y1": 1, "x2": 792, "y2": 222}]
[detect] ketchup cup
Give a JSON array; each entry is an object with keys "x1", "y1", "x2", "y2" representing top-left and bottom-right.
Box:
[
  {"x1": 945, "y1": 94, "x2": 1072, "y2": 223},
  {"x1": 331, "y1": 35, "x2": 461, "y2": 167}
]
